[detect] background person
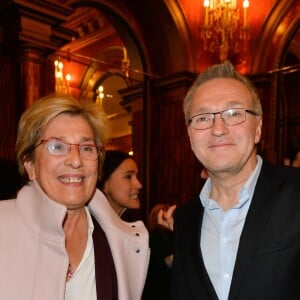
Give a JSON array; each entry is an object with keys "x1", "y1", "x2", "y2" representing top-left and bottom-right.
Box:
[
  {"x1": 143, "y1": 203, "x2": 174, "y2": 300},
  {"x1": 162, "y1": 61, "x2": 300, "y2": 300},
  {"x1": 97, "y1": 150, "x2": 142, "y2": 220},
  {"x1": 283, "y1": 145, "x2": 300, "y2": 167},
  {"x1": 0, "y1": 95, "x2": 149, "y2": 300},
  {"x1": 291, "y1": 147, "x2": 300, "y2": 167}
]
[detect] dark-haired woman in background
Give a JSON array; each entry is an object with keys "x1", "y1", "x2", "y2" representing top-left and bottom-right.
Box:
[{"x1": 97, "y1": 150, "x2": 143, "y2": 221}]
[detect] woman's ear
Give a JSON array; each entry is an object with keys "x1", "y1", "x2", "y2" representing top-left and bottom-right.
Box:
[
  {"x1": 103, "y1": 181, "x2": 110, "y2": 194},
  {"x1": 24, "y1": 160, "x2": 36, "y2": 180}
]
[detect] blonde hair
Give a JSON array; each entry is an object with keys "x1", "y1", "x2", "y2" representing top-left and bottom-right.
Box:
[{"x1": 16, "y1": 94, "x2": 108, "y2": 181}]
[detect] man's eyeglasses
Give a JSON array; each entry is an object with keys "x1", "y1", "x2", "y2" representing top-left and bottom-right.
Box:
[
  {"x1": 188, "y1": 108, "x2": 259, "y2": 130},
  {"x1": 33, "y1": 139, "x2": 101, "y2": 160}
]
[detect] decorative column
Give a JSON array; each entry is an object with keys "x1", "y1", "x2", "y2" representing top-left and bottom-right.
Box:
[
  {"x1": 20, "y1": 47, "x2": 55, "y2": 109},
  {"x1": 0, "y1": 0, "x2": 74, "y2": 159}
]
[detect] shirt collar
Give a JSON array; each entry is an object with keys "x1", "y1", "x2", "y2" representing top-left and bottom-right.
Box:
[{"x1": 200, "y1": 155, "x2": 263, "y2": 210}]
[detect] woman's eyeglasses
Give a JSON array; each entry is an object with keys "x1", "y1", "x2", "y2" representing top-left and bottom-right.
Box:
[{"x1": 33, "y1": 139, "x2": 101, "y2": 160}]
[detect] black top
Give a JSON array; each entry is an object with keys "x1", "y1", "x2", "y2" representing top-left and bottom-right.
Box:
[{"x1": 143, "y1": 225, "x2": 173, "y2": 300}]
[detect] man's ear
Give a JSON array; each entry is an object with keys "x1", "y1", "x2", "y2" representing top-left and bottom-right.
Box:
[
  {"x1": 254, "y1": 118, "x2": 262, "y2": 144},
  {"x1": 24, "y1": 160, "x2": 36, "y2": 180}
]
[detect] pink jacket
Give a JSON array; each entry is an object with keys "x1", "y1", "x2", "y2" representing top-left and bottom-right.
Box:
[{"x1": 0, "y1": 180, "x2": 150, "y2": 300}]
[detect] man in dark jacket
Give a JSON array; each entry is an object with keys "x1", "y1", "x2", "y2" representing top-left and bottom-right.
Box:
[{"x1": 163, "y1": 61, "x2": 300, "y2": 300}]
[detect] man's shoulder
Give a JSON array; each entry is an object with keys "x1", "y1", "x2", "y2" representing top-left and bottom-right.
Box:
[
  {"x1": 260, "y1": 160, "x2": 300, "y2": 181},
  {"x1": 256, "y1": 160, "x2": 300, "y2": 196}
]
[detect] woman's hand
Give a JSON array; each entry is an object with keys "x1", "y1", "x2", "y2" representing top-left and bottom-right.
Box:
[{"x1": 157, "y1": 204, "x2": 176, "y2": 232}]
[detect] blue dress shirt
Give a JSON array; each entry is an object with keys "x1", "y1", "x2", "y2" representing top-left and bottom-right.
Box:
[{"x1": 200, "y1": 156, "x2": 263, "y2": 300}]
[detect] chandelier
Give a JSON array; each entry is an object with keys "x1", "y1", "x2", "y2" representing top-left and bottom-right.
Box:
[
  {"x1": 54, "y1": 60, "x2": 71, "y2": 94},
  {"x1": 201, "y1": 0, "x2": 250, "y2": 62}
]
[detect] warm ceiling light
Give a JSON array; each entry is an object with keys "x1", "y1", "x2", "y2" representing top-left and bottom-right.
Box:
[
  {"x1": 201, "y1": 0, "x2": 250, "y2": 62},
  {"x1": 54, "y1": 60, "x2": 72, "y2": 94},
  {"x1": 95, "y1": 85, "x2": 104, "y2": 108}
]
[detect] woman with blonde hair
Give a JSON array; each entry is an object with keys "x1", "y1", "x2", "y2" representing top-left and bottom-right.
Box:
[{"x1": 0, "y1": 95, "x2": 149, "y2": 300}]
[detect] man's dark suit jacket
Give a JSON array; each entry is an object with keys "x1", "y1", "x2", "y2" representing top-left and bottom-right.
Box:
[{"x1": 172, "y1": 161, "x2": 300, "y2": 300}]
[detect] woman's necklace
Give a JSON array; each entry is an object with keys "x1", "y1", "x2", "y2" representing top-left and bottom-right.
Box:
[
  {"x1": 66, "y1": 235, "x2": 87, "y2": 281},
  {"x1": 65, "y1": 209, "x2": 88, "y2": 281},
  {"x1": 67, "y1": 264, "x2": 74, "y2": 281}
]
